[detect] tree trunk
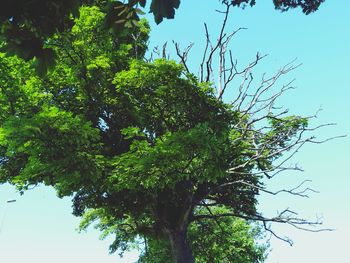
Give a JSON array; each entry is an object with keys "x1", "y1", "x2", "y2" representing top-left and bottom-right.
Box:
[{"x1": 167, "y1": 229, "x2": 195, "y2": 263}]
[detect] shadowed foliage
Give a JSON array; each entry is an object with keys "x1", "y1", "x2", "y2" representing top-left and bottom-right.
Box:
[{"x1": 0, "y1": 0, "x2": 325, "y2": 72}]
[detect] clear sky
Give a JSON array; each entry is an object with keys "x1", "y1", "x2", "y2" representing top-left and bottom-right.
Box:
[{"x1": 1, "y1": 1, "x2": 349, "y2": 262}]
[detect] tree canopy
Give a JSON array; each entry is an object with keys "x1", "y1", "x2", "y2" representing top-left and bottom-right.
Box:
[{"x1": 0, "y1": 4, "x2": 320, "y2": 263}]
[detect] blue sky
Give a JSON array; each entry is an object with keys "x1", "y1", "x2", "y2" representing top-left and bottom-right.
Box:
[{"x1": 1, "y1": 1, "x2": 349, "y2": 262}]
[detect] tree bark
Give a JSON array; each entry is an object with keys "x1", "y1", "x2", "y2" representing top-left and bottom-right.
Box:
[{"x1": 167, "y1": 229, "x2": 195, "y2": 263}]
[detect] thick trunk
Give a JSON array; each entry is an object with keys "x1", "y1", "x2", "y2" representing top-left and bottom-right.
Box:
[
  {"x1": 167, "y1": 229, "x2": 195, "y2": 263},
  {"x1": 155, "y1": 187, "x2": 195, "y2": 262}
]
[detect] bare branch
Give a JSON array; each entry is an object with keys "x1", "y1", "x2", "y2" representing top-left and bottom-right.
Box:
[
  {"x1": 193, "y1": 208, "x2": 333, "y2": 245},
  {"x1": 173, "y1": 41, "x2": 194, "y2": 73},
  {"x1": 209, "y1": 179, "x2": 318, "y2": 199}
]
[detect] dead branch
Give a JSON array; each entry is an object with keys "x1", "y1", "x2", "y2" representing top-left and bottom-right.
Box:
[
  {"x1": 173, "y1": 41, "x2": 194, "y2": 73},
  {"x1": 149, "y1": 0, "x2": 341, "y2": 245},
  {"x1": 187, "y1": 1, "x2": 342, "y2": 244}
]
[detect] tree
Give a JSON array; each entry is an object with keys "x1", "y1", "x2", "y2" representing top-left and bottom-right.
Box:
[
  {"x1": 0, "y1": 4, "x2": 328, "y2": 263},
  {"x1": 0, "y1": 0, "x2": 325, "y2": 68}
]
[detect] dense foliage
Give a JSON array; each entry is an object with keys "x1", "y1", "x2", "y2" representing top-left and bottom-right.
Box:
[
  {"x1": 140, "y1": 208, "x2": 268, "y2": 262},
  {"x1": 0, "y1": 5, "x2": 310, "y2": 263},
  {"x1": 79, "y1": 206, "x2": 267, "y2": 262}
]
